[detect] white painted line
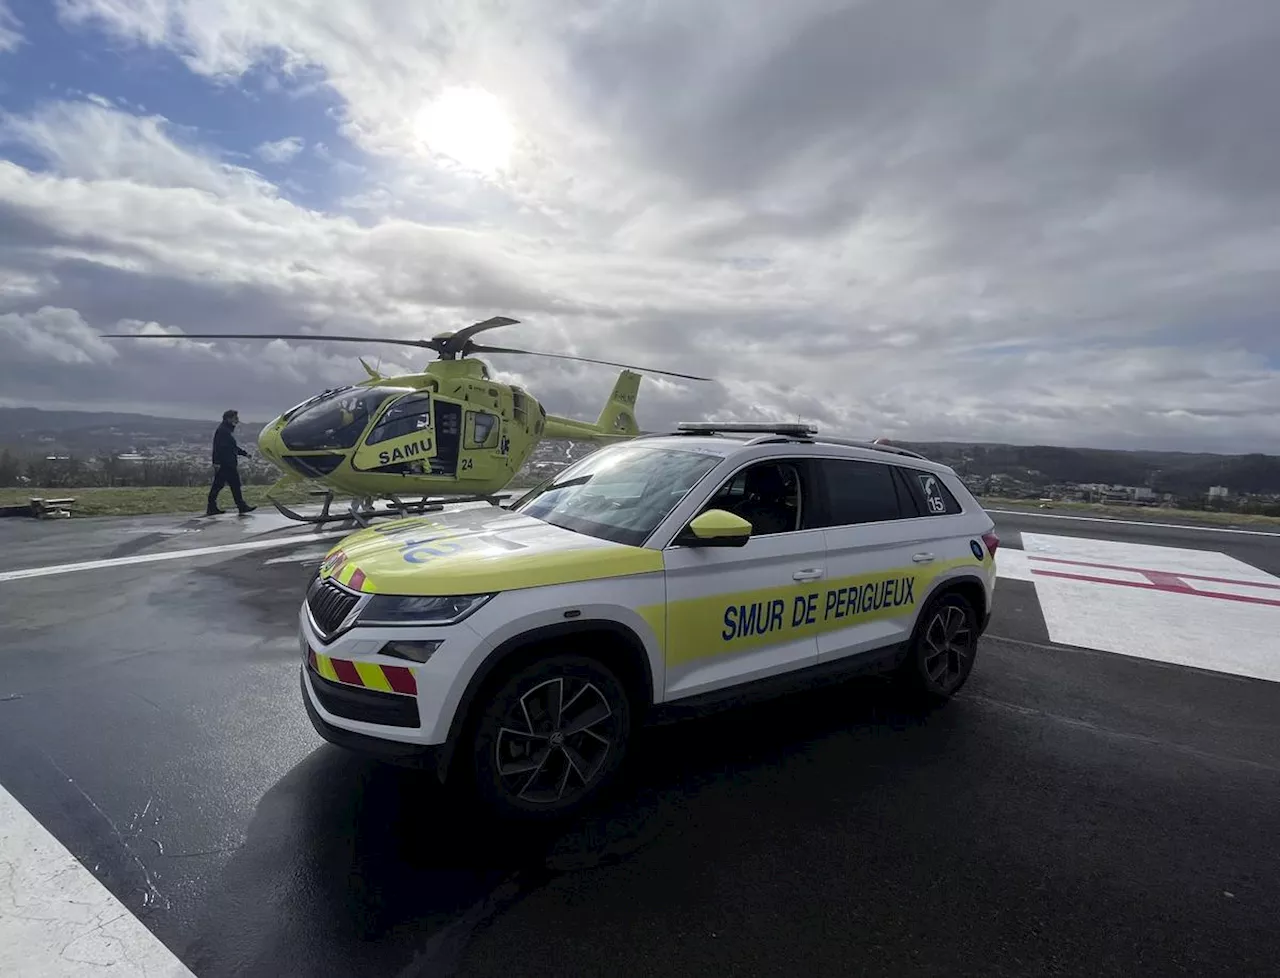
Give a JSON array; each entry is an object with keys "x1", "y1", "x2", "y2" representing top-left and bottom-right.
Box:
[
  {"x1": 0, "y1": 531, "x2": 348, "y2": 584},
  {"x1": 262, "y1": 549, "x2": 333, "y2": 566},
  {"x1": 0, "y1": 783, "x2": 195, "y2": 977},
  {"x1": 1021, "y1": 533, "x2": 1280, "y2": 682},
  {"x1": 985, "y1": 508, "x2": 1280, "y2": 538},
  {"x1": 994, "y1": 548, "x2": 1035, "y2": 582}
]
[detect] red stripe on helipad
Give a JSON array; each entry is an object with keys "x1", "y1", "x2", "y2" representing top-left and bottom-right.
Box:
[
  {"x1": 1029, "y1": 555, "x2": 1280, "y2": 591},
  {"x1": 1031, "y1": 569, "x2": 1280, "y2": 607},
  {"x1": 1142, "y1": 570, "x2": 1195, "y2": 593}
]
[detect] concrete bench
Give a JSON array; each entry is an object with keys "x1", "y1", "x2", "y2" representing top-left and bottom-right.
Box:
[{"x1": 29, "y1": 497, "x2": 76, "y2": 519}]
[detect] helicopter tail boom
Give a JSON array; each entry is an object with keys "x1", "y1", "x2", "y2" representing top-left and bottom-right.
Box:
[
  {"x1": 542, "y1": 369, "x2": 644, "y2": 441},
  {"x1": 595, "y1": 369, "x2": 641, "y2": 436}
]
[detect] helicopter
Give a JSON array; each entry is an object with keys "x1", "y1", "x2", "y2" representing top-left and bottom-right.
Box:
[{"x1": 103, "y1": 316, "x2": 713, "y2": 525}]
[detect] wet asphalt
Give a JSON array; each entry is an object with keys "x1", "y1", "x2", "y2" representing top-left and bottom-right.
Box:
[{"x1": 0, "y1": 508, "x2": 1277, "y2": 977}]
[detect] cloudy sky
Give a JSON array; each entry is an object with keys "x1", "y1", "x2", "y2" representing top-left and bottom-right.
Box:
[{"x1": 1, "y1": 0, "x2": 1278, "y2": 454}]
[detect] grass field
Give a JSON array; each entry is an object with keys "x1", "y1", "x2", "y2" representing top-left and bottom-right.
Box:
[
  {"x1": 980, "y1": 496, "x2": 1280, "y2": 529},
  {"x1": 3, "y1": 484, "x2": 1278, "y2": 529},
  {"x1": 0, "y1": 483, "x2": 320, "y2": 517},
  {"x1": 0, "y1": 482, "x2": 546, "y2": 518}
]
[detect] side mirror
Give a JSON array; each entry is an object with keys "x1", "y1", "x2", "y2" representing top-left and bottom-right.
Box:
[{"x1": 678, "y1": 508, "x2": 753, "y2": 547}]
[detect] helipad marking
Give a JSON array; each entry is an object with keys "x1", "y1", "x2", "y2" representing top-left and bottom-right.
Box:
[
  {"x1": 1021, "y1": 533, "x2": 1280, "y2": 683},
  {"x1": 994, "y1": 548, "x2": 1034, "y2": 582},
  {"x1": 0, "y1": 782, "x2": 196, "y2": 977},
  {"x1": 1029, "y1": 554, "x2": 1280, "y2": 608},
  {"x1": 0, "y1": 531, "x2": 348, "y2": 584},
  {"x1": 262, "y1": 549, "x2": 334, "y2": 566},
  {"x1": 1029, "y1": 555, "x2": 1280, "y2": 591}
]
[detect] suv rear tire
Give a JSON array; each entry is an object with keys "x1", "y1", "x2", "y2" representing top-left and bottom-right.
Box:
[
  {"x1": 895, "y1": 590, "x2": 980, "y2": 701},
  {"x1": 467, "y1": 653, "x2": 633, "y2": 820}
]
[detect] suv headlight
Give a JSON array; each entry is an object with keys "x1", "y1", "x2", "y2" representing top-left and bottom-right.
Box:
[{"x1": 357, "y1": 593, "x2": 494, "y2": 626}]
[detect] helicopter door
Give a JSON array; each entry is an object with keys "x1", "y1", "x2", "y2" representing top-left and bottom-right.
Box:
[
  {"x1": 351, "y1": 392, "x2": 438, "y2": 472},
  {"x1": 432, "y1": 401, "x2": 463, "y2": 476},
  {"x1": 456, "y1": 410, "x2": 501, "y2": 477}
]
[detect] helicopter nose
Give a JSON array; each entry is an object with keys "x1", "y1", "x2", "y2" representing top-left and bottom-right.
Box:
[{"x1": 257, "y1": 420, "x2": 285, "y2": 462}]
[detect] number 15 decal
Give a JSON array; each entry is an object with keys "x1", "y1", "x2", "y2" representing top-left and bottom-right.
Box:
[{"x1": 920, "y1": 475, "x2": 947, "y2": 514}]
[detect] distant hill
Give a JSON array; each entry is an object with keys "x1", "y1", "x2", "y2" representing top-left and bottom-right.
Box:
[
  {"x1": 0, "y1": 407, "x2": 265, "y2": 456},
  {"x1": 894, "y1": 441, "x2": 1280, "y2": 496},
  {"x1": 2, "y1": 407, "x2": 1278, "y2": 496}
]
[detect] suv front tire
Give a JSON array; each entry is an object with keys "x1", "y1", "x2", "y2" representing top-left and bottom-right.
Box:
[{"x1": 467, "y1": 653, "x2": 633, "y2": 820}]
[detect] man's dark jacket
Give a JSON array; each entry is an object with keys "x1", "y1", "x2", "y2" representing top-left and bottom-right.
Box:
[{"x1": 212, "y1": 421, "x2": 249, "y2": 469}]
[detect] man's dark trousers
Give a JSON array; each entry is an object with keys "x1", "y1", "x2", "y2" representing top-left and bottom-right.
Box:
[{"x1": 207, "y1": 463, "x2": 249, "y2": 513}]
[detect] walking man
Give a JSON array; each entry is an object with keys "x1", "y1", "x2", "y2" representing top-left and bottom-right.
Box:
[{"x1": 206, "y1": 409, "x2": 257, "y2": 516}]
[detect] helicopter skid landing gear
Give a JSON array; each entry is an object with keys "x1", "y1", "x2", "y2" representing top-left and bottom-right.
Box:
[
  {"x1": 265, "y1": 489, "x2": 341, "y2": 526},
  {"x1": 265, "y1": 489, "x2": 507, "y2": 528}
]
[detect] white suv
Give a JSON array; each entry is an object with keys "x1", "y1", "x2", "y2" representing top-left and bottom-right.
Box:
[{"x1": 298, "y1": 423, "x2": 1000, "y2": 819}]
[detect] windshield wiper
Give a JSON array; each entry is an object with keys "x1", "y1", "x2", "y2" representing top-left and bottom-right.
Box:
[{"x1": 545, "y1": 475, "x2": 595, "y2": 492}]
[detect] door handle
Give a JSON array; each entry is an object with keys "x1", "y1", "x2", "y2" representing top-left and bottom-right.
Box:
[
  {"x1": 911, "y1": 553, "x2": 935, "y2": 564},
  {"x1": 793, "y1": 568, "x2": 824, "y2": 581}
]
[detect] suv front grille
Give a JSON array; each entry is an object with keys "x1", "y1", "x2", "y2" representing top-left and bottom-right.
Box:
[{"x1": 307, "y1": 577, "x2": 361, "y2": 638}]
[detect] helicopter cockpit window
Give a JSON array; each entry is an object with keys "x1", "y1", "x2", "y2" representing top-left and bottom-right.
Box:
[
  {"x1": 368, "y1": 393, "x2": 433, "y2": 446},
  {"x1": 280, "y1": 386, "x2": 411, "y2": 451},
  {"x1": 466, "y1": 412, "x2": 499, "y2": 449}
]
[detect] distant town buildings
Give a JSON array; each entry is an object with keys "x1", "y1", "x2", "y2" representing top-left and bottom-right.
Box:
[
  {"x1": 956, "y1": 471, "x2": 1278, "y2": 517},
  {"x1": 1072, "y1": 483, "x2": 1159, "y2": 504}
]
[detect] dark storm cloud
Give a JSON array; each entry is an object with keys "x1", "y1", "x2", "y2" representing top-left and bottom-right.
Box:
[
  {"x1": 569, "y1": 0, "x2": 996, "y2": 197},
  {"x1": 3, "y1": 1, "x2": 1280, "y2": 452},
  {"x1": 571, "y1": 1, "x2": 1280, "y2": 213}
]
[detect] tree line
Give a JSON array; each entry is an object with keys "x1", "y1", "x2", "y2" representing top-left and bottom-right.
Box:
[{"x1": 0, "y1": 449, "x2": 280, "y2": 489}]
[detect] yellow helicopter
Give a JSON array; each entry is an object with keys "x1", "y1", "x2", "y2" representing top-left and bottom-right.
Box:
[{"x1": 104, "y1": 316, "x2": 712, "y2": 525}]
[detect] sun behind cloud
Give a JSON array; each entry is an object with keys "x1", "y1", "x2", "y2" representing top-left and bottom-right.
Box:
[{"x1": 413, "y1": 85, "x2": 516, "y2": 176}]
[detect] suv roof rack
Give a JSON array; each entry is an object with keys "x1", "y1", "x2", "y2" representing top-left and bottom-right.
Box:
[
  {"x1": 675, "y1": 421, "x2": 819, "y2": 437},
  {"x1": 815, "y1": 435, "x2": 928, "y2": 460},
  {"x1": 670, "y1": 421, "x2": 930, "y2": 461}
]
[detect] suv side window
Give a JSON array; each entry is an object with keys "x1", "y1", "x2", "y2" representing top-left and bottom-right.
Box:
[
  {"x1": 814, "y1": 458, "x2": 905, "y2": 526},
  {"x1": 897, "y1": 466, "x2": 964, "y2": 516},
  {"x1": 700, "y1": 459, "x2": 812, "y2": 536}
]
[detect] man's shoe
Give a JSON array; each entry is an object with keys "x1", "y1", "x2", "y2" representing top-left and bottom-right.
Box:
[
  {"x1": 205, "y1": 508, "x2": 225, "y2": 516},
  {"x1": 238, "y1": 505, "x2": 258, "y2": 514}
]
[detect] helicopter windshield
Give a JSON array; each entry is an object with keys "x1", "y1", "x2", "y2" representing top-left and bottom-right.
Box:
[
  {"x1": 280, "y1": 386, "x2": 412, "y2": 451},
  {"x1": 512, "y1": 444, "x2": 721, "y2": 547}
]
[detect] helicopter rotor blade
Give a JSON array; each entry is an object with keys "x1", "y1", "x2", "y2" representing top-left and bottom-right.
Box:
[
  {"x1": 446, "y1": 316, "x2": 520, "y2": 349},
  {"x1": 101, "y1": 328, "x2": 714, "y2": 380},
  {"x1": 467, "y1": 343, "x2": 713, "y2": 382},
  {"x1": 100, "y1": 332, "x2": 438, "y2": 349}
]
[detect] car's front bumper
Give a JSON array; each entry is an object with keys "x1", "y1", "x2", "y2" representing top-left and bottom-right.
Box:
[
  {"x1": 296, "y1": 598, "x2": 489, "y2": 745},
  {"x1": 300, "y1": 666, "x2": 445, "y2": 773}
]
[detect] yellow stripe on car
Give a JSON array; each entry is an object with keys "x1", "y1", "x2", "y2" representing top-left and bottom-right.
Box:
[
  {"x1": 353, "y1": 660, "x2": 394, "y2": 692},
  {"x1": 657, "y1": 556, "x2": 977, "y2": 667},
  {"x1": 315, "y1": 652, "x2": 340, "y2": 683}
]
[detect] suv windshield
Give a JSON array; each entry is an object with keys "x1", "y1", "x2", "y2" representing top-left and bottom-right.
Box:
[{"x1": 512, "y1": 444, "x2": 722, "y2": 546}]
